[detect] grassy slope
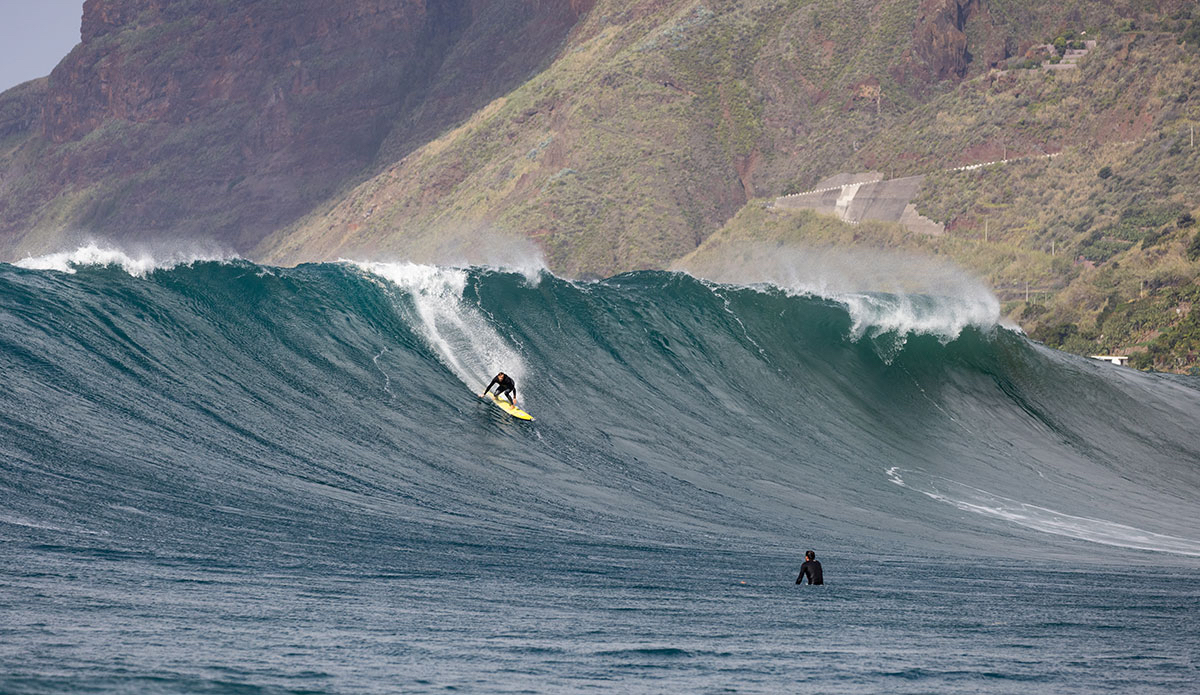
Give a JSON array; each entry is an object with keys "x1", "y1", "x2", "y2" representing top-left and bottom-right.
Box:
[
  {"x1": 260, "y1": 0, "x2": 970, "y2": 276},
  {"x1": 902, "y1": 23, "x2": 1200, "y2": 372},
  {"x1": 265, "y1": 1, "x2": 1174, "y2": 266}
]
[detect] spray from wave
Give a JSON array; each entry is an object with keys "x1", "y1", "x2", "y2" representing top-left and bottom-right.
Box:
[
  {"x1": 14, "y1": 242, "x2": 239, "y2": 276},
  {"x1": 344, "y1": 260, "x2": 528, "y2": 394},
  {"x1": 673, "y1": 242, "x2": 1002, "y2": 342},
  {"x1": 360, "y1": 228, "x2": 549, "y2": 285}
]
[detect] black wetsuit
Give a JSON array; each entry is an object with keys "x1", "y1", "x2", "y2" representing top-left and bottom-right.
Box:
[
  {"x1": 796, "y1": 560, "x2": 823, "y2": 585},
  {"x1": 485, "y1": 374, "x2": 517, "y2": 404}
]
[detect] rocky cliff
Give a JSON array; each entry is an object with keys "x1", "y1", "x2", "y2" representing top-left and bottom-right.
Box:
[
  {"x1": 0, "y1": 0, "x2": 591, "y2": 256},
  {"x1": 912, "y1": 0, "x2": 978, "y2": 80}
]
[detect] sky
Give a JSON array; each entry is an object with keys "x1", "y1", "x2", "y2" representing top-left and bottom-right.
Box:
[{"x1": 0, "y1": 0, "x2": 85, "y2": 92}]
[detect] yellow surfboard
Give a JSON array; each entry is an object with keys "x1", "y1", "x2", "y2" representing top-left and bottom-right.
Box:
[{"x1": 481, "y1": 392, "x2": 534, "y2": 421}]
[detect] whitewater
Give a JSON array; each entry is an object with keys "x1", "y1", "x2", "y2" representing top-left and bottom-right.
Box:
[{"x1": 1, "y1": 247, "x2": 1198, "y2": 693}]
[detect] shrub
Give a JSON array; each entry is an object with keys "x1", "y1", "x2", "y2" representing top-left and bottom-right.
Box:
[
  {"x1": 1181, "y1": 19, "x2": 1200, "y2": 47},
  {"x1": 1020, "y1": 303, "x2": 1049, "y2": 320},
  {"x1": 1031, "y1": 321, "x2": 1078, "y2": 347},
  {"x1": 1098, "y1": 166, "x2": 1113, "y2": 179},
  {"x1": 1131, "y1": 352, "x2": 1155, "y2": 369},
  {"x1": 1077, "y1": 235, "x2": 1132, "y2": 263},
  {"x1": 1103, "y1": 205, "x2": 1182, "y2": 242},
  {"x1": 1188, "y1": 230, "x2": 1200, "y2": 261}
]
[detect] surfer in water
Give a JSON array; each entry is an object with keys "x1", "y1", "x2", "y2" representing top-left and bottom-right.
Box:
[
  {"x1": 482, "y1": 372, "x2": 518, "y2": 406},
  {"x1": 796, "y1": 550, "x2": 823, "y2": 585}
]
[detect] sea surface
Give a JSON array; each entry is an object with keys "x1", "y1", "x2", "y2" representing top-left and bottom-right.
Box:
[{"x1": 1, "y1": 248, "x2": 1198, "y2": 693}]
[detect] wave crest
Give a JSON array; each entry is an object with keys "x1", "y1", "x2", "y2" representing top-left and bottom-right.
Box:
[
  {"x1": 675, "y1": 243, "x2": 1002, "y2": 340},
  {"x1": 14, "y1": 242, "x2": 238, "y2": 276}
]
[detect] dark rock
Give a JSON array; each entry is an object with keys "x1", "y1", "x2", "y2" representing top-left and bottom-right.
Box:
[{"x1": 913, "y1": 0, "x2": 977, "y2": 80}]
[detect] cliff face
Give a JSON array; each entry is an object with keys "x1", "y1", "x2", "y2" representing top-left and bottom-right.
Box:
[
  {"x1": 0, "y1": 79, "x2": 45, "y2": 142},
  {"x1": 44, "y1": 0, "x2": 433, "y2": 144},
  {"x1": 912, "y1": 0, "x2": 977, "y2": 80},
  {"x1": 0, "y1": 0, "x2": 591, "y2": 256}
]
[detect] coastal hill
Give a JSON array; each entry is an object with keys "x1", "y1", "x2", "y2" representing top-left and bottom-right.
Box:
[{"x1": 1, "y1": 0, "x2": 1198, "y2": 370}]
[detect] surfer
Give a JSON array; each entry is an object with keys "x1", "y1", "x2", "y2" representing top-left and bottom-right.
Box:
[
  {"x1": 795, "y1": 550, "x2": 823, "y2": 585},
  {"x1": 482, "y1": 372, "x2": 518, "y2": 406}
]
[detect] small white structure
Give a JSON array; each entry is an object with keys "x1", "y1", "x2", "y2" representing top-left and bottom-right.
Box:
[{"x1": 1090, "y1": 355, "x2": 1130, "y2": 366}]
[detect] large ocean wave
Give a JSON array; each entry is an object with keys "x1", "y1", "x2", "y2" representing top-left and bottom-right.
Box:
[{"x1": 2, "y1": 251, "x2": 1198, "y2": 563}]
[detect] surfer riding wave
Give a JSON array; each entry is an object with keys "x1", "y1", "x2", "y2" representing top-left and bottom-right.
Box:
[{"x1": 482, "y1": 372, "x2": 518, "y2": 406}]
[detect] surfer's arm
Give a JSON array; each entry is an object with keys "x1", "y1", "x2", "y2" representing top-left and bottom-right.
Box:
[{"x1": 482, "y1": 376, "x2": 498, "y2": 395}]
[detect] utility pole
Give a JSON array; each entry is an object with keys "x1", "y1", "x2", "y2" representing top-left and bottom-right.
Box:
[{"x1": 984, "y1": 218, "x2": 989, "y2": 243}]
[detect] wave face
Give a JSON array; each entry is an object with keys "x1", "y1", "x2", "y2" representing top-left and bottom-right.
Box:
[{"x1": 2, "y1": 256, "x2": 1199, "y2": 692}]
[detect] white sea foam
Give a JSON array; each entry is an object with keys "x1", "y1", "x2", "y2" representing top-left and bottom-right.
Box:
[
  {"x1": 14, "y1": 242, "x2": 238, "y2": 277},
  {"x1": 392, "y1": 230, "x2": 549, "y2": 286},
  {"x1": 837, "y1": 291, "x2": 1000, "y2": 341},
  {"x1": 346, "y1": 260, "x2": 527, "y2": 394},
  {"x1": 886, "y1": 467, "x2": 1200, "y2": 557},
  {"x1": 674, "y1": 243, "x2": 1002, "y2": 341}
]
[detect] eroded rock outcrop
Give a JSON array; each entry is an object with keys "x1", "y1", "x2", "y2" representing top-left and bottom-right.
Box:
[{"x1": 913, "y1": 0, "x2": 978, "y2": 80}]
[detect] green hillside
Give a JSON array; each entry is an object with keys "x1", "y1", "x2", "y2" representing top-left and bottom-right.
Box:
[
  {"x1": 902, "y1": 22, "x2": 1200, "y2": 372},
  {"x1": 261, "y1": 0, "x2": 1082, "y2": 274}
]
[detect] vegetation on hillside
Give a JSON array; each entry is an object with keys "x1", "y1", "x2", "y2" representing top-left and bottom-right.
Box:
[
  {"x1": 899, "y1": 21, "x2": 1200, "y2": 372},
  {"x1": 271, "y1": 0, "x2": 1119, "y2": 271}
]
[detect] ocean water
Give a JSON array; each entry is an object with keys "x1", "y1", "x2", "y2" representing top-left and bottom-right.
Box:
[{"x1": 1, "y1": 249, "x2": 1198, "y2": 693}]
